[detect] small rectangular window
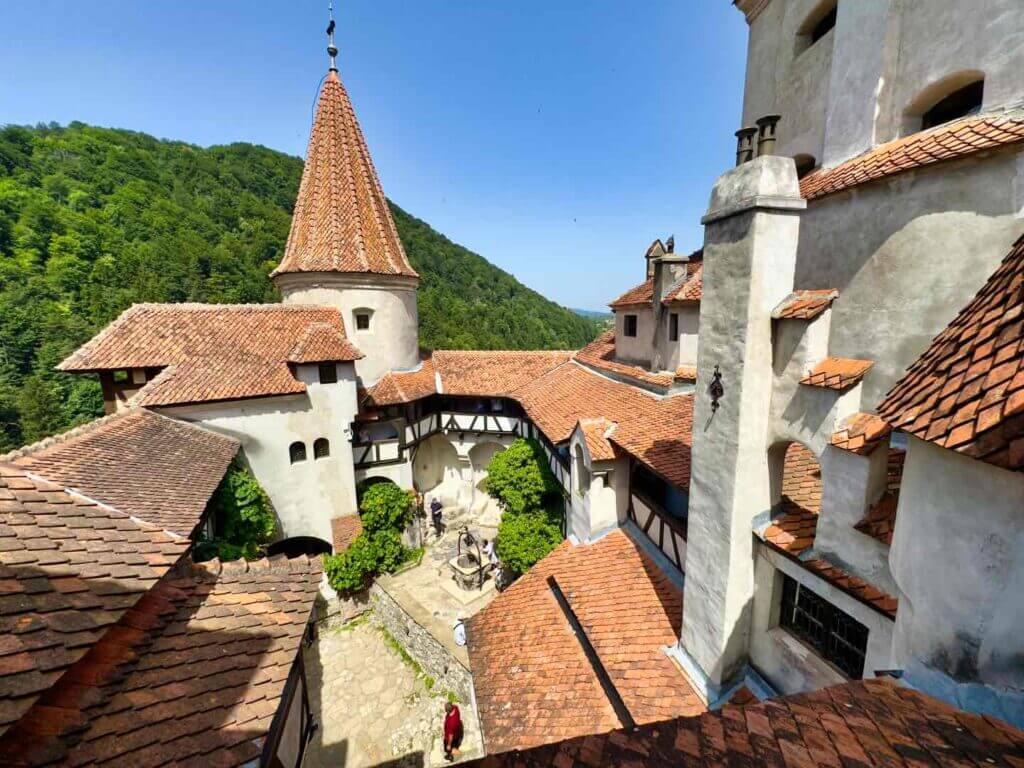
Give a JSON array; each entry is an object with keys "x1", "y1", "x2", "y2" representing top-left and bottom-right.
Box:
[
  {"x1": 779, "y1": 574, "x2": 868, "y2": 678},
  {"x1": 623, "y1": 315, "x2": 638, "y2": 338},
  {"x1": 355, "y1": 312, "x2": 371, "y2": 331},
  {"x1": 669, "y1": 313, "x2": 679, "y2": 342},
  {"x1": 318, "y1": 362, "x2": 338, "y2": 384}
]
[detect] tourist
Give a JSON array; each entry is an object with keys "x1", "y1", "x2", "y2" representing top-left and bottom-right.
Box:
[
  {"x1": 443, "y1": 701, "x2": 463, "y2": 762},
  {"x1": 430, "y1": 497, "x2": 444, "y2": 538},
  {"x1": 481, "y1": 538, "x2": 497, "y2": 568},
  {"x1": 452, "y1": 617, "x2": 466, "y2": 647}
]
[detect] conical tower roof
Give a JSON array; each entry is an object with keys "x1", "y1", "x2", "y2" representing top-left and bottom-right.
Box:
[{"x1": 272, "y1": 71, "x2": 417, "y2": 279}]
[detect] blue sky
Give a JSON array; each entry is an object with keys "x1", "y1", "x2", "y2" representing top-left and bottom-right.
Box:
[{"x1": 0, "y1": 2, "x2": 748, "y2": 311}]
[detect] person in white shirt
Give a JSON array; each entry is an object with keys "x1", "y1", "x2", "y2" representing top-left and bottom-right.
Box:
[{"x1": 453, "y1": 617, "x2": 466, "y2": 647}]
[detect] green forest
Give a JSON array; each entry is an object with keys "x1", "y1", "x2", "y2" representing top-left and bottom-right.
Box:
[{"x1": 0, "y1": 122, "x2": 599, "y2": 451}]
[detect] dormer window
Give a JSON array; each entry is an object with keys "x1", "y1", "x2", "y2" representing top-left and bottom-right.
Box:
[
  {"x1": 318, "y1": 362, "x2": 338, "y2": 384},
  {"x1": 921, "y1": 79, "x2": 984, "y2": 130},
  {"x1": 624, "y1": 315, "x2": 638, "y2": 338},
  {"x1": 354, "y1": 310, "x2": 372, "y2": 331}
]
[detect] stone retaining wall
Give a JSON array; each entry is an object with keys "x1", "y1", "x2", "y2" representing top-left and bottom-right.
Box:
[{"x1": 370, "y1": 583, "x2": 474, "y2": 704}]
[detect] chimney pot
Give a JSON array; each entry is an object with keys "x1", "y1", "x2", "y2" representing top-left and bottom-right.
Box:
[
  {"x1": 755, "y1": 115, "x2": 781, "y2": 157},
  {"x1": 735, "y1": 127, "x2": 758, "y2": 166}
]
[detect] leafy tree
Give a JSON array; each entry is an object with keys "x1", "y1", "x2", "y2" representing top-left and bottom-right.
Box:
[
  {"x1": 496, "y1": 507, "x2": 564, "y2": 576},
  {"x1": 484, "y1": 438, "x2": 561, "y2": 516},
  {"x1": 200, "y1": 459, "x2": 277, "y2": 560},
  {"x1": 324, "y1": 481, "x2": 415, "y2": 594},
  {"x1": 0, "y1": 121, "x2": 601, "y2": 450}
]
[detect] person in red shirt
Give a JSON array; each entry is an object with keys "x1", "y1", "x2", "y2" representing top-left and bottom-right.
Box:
[{"x1": 443, "y1": 701, "x2": 463, "y2": 762}]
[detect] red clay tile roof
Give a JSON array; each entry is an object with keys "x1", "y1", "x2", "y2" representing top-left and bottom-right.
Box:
[
  {"x1": 609, "y1": 395, "x2": 694, "y2": 488},
  {"x1": 58, "y1": 303, "x2": 361, "y2": 407},
  {"x1": 271, "y1": 71, "x2": 417, "y2": 279},
  {"x1": 4, "y1": 410, "x2": 237, "y2": 538},
  {"x1": 800, "y1": 356, "x2": 874, "y2": 391},
  {"x1": 609, "y1": 279, "x2": 654, "y2": 309},
  {"x1": 800, "y1": 112, "x2": 1024, "y2": 202},
  {"x1": 772, "y1": 289, "x2": 838, "y2": 320},
  {"x1": 331, "y1": 515, "x2": 363, "y2": 554},
  {"x1": 879, "y1": 235, "x2": 1024, "y2": 471},
  {"x1": 0, "y1": 554, "x2": 321, "y2": 767},
  {"x1": 576, "y1": 418, "x2": 617, "y2": 462},
  {"x1": 363, "y1": 357, "x2": 438, "y2": 407},
  {"x1": 662, "y1": 262, "x2": 703, "y2": 304},
  {"x1": 0, "y1": 465, "x2": 188, "y2": 738},
  {"x1": 802, "y1": 558, "x2": 899, "y2": 618},
  {"x1": 855, "y1": 449, "x2": 905, "y2": 547},
  {"x1": 435, "y1": 350, "x2": 574, "y2": 398},
  {"x1": 467, "y1": 530, "x2": 704, "y2": 754},
  {"x1": 465, "y1": 677, "x2": 1024, "y2": 767},
  {"x1": 574, "y1": 331, "x2": 675, "y2": 389},
  {"x1": 830, "y1": 411, "x2": 892, "y2": 455},
  {"x1": 674, "y1": 365, "x2": 697, "y2": 381},
  {"x1": 287, "y1": 321, "x2": 363, "y2": 364},
  {"x1": 762, "y1": 443, "x2": 821, "y2": 555}
]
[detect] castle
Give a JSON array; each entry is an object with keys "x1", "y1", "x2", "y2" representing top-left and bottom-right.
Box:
[{"x1": 1, "y1": 1, "x2": 1024, "y2": 765}]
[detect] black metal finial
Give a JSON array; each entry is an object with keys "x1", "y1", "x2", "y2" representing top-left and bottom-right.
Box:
[{"x1": 326, "y1": 1, "x2": 339, "y2": 72}]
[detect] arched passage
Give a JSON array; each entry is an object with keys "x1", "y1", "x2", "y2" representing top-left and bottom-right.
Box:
[
  {"x1": 765, "y1": 441, "x2": 822, "y2": 554},
  {"x1": 413, "y1": 434, "x2": 461, "y2": 495},
  {"x1": 469, "y1": 442, "x2": 505, "y2": 491},
  {"x1": 469, "y1": 441, "x2": 506, "y2": 527},
  {"x1": 356, "y1": 476, "x2": 399, "y2": 506}
]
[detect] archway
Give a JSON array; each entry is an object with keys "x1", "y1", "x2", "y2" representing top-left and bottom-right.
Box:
[
  {"x1": 469, "y1": 441, "x2": 506, "y2": 527},
  {"x1": 413, "y1": 434, "x2": 461, "y2": 495},
  {"x1": 356, "y1": 476, "x2": 399, "y2": 506}
]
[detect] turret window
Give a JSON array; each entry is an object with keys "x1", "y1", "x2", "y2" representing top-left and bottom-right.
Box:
[
  {"x1": 624, "y1": 315, "x2": 638, "y2": 338},
  {"x1": 354, "y1": 311, "x2": 372, "y2": 331},
  {"x1": 289, "y1": 442, "x2": 307, "y2": 464},
  {"x1": 669, "y1": 313, "x2": 679, "y2": 342},
  {"x1": 318, "y1": 362, "x2": 338, "y2": 384},
  {"x1": 314, "y1": 438, "x2": 330, "y2": 459}
]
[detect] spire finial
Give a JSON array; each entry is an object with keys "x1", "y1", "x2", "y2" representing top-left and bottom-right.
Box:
[{"x1": 326, "y1": 1, "x2": 338, "y2": 73}]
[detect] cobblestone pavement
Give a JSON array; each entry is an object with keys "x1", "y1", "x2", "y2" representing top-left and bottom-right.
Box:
[{"x1": 303, "y1": 618, "x2": 482, "y2": 768}]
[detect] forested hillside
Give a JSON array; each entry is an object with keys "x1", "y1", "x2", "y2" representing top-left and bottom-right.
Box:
[{"x1": 0, "y1": 122, "x2": 599, "y2": 450}]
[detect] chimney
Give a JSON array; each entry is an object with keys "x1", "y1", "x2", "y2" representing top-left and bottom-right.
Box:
[
  {"x1": 756, "y1": 115, "x2": 781, "y2": 157},
  {"x1": 735, "y1": 127, "x2": 758, "y2": 166}
]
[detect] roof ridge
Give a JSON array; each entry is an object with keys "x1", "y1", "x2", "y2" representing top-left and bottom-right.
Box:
[{"x1": 0, "y1": 409, "x2": 140, "y2": 463}]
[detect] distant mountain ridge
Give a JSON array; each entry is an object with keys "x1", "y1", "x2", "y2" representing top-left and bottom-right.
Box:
[{"x1": 0, "y1": 121, "x2": 601, "y2": 449}]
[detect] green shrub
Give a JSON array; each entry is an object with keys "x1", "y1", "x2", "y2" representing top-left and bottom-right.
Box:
[
  {"x1": 496, "y1": 507, "x2": 563, "y2": 576},
  {"x1": 323, "y1": 481, "x2": 415, "y2": 594},
  {"x1": 484, "y1": 438, "x2": 560, "y2": 516},
  {"x1": 197, "y1": 459, "x2": 276, "y2": 562}
]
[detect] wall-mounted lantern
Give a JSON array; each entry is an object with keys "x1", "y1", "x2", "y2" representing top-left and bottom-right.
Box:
[{"x1": 709, "y1": 365, "x2": 725, "y2": 412}]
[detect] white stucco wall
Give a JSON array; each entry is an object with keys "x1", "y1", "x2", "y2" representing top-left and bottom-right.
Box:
[
  {"x1": 751, "y1": 544, "x2": 895, "y2": 695},
  {"x1": 891, "y1": 437, "x2": 1024, "y2": 726},
  {"x1": 276, "y1": 272, "x2": 420, "y2": 386},
  {"x1": 656, "y1": 305, "x2": 701, "y2": 371},
  {"x1": 568, "y1": 428, "x2": 621, "y2": 543},
  {"x1": 614, "y1": 307, "x2": 656, "y2": 367},
  {"x1": 158, "y1": 362, "x2": 360, "y2": 545}
]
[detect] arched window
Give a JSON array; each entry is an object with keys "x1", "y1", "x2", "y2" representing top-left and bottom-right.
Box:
[
  {"x1": 903, "y1": 72, "x2": 985, "y2": 135},
  {"x1": 289, "y1": 441, "x2": 307, "y2": 464},
  {"x1": 314, "y1": 438, "x2": 330, "y2": 460},
  {"x1": 795, "y1": 0, "x2": 837, "y2": 55}
]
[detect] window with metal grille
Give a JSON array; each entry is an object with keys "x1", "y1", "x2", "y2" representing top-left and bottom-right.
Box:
[
  {"x1": 289, "y1": 442, "x2": 307, "y2": 464},
  {"x1": 318, "y1": 362, "x2": 338, "y2": 384},
  {"x1": 314, "y1": 438, "x2": 330, "y2": 459},
  {"x1": 624, "y1": 314, "x2": 638, "y2": 337},
  {"x1": 779, "y1": 574, "x2": 868, "y2": 678},
  {"x1": 669, "y1": 313, "x2": 679, "y2": 341}
]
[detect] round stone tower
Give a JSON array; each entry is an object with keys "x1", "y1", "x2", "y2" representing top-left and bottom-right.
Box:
[{"x1": 272, "y1": 66, "x2": 420, "y2": 386}]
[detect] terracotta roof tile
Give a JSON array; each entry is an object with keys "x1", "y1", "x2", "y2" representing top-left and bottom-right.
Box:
[
  {"x1": 0, "y1": 465, "x2": 188, "y2": 738},
  {"x1": 761, "y1": 444, "x2": 821, "y2": 556},
  {"x1": 434, "y1": 351, "x2": 574, "y2": 398},
  {"x1": 662, "y1": 262, "x2": 703, "y2": 304},
  {"x1": 800, "y1": 112, "x2": 1024, "y2": 202},
  {"x1": 271, "y1": 71, "x2": 417, "y2": 278},
  {"x1": 674, "y1": 365, "x2": 697, "y2": 381},
  {"x1": 854, "y1": 449, "x2": 905, "y2": 547},
  {"x1": 800, "y1": 357, "x2": 874, "y2": 391},
  {"x1": 467, "y1": 530, "x2": 704, "y2": 754},
  {"x1": 4, "y1": 410, "x2": 237, "y2": 538},
  {"x1": 362, "y1": 357, "x2": 437, "y2": 407},
  {"x1": 830, "y1": 412, "x2": 892, "y2": 455},
  {"x1": 287, "y1": 321, "x2": 362, "y2": 364},
  {"x1": 772, "y1": 289, "x2": 839, "y2": 320},
  {"x1": 609, "y1": 279, "x2": 654, "y2": 309},
  {"x1": 58, "y1": 303, "x2": 360, "y2": 407},
  {"x1": 576, "y1": 419, "x2": 617, "y2": 462},
  {"x1": 802, "y1": 558, "x2": 898, "y2": 619},
  {"x1": 574, "y1": 331, "x2": 675, "y2": 389},
  {"x1": 331, "y1": 515, "x2": 363, "y2": 554},
  {"x1": 0, "y1": 554, "x2": 321, "y2": 766},
  {"x1": 609, "y1": 396, "x2": 694, "y2": 488},
  {"x1": 880, "y1": 235, "x2": 1024, "y2": 471},
  {"x1": 465, "y1": 677, "x2": 1024, "y2": 767}
]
